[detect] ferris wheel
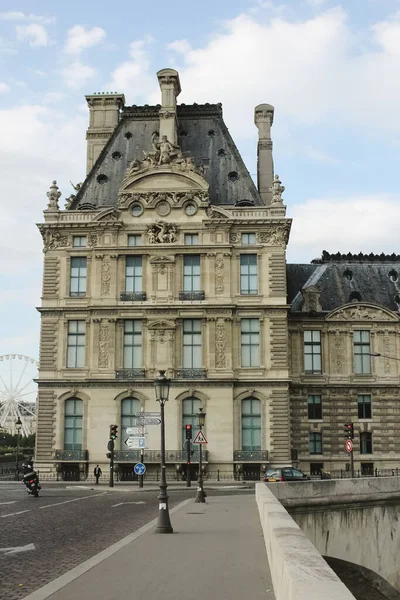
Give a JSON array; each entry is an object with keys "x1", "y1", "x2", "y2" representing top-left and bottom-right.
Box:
[{"x1": 0, "y1": 355, "x2": 38, "y2": 437}]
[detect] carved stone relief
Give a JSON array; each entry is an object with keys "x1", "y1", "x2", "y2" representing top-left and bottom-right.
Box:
[
  {"x1": 146, "y1": 222, "x2": 178, "y2": 244},
  {"x1": 40, "y1": 230, "x2": 70, "y2": 253},
  {"x1": 101, "y1": 255, "x2": 111, "y2": 296},
  {"x1": 329, "y1": 306, "x2": 397, "y2": 321},
  {"x1": 118, "y1": 190, "x2": 208, "y2": 210},
  {"x1": 257, "y1": 225, "x2": 289, "y2": 246},
  {"x1": 215, "y1": 257, "x2": 224, "y2": 295},
  {"x1": 215, "y1": 320, "x2": 226, "y2": 368},
  {"x1": 98, "y1": 321, "x2": 109, "y2": 368}
]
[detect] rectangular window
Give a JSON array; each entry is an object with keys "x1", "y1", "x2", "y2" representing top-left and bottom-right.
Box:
[
  {"x1": 307, "y1": 395, "x2": 322, "y2": 420},
  {"x1": 354, "y1": 331, "x2": 371, "y2": 374},
  {"x1": 67, "y1": 320, "x2": 86, "y2": 368},
  {"x1": 183, "y1": 319, "x2": 202, "y2": 368},
  {"x1": 125, "y1": 256, "x2": 142, "y2": 292},
  {"x1": 183, "y1": 255, "x2": 200, "y2": 291},
  {"x1": 241, "y1": 319, "x2": 260, "y2": 367},
  {"x1": 241, "y1": 232, "x2": 256, "y2": 245},
  {"x1": 304, "y1": 331, "x2": 322, "y2": 374},
  {"x1": 360, "y1": 432, "x2": 373, "y2": 454},
  {"x1": 70, "y1": 257, "x2": 87, "y2": 297},
  {"x1": 64, "y1": 399, "x2": 83, "y2": 450},
  {"x1": 73, "y1": 236, "x2": 87, "y2": 248},
  {"x1": 123, "y1": 320, "x2": 142, "y2": 368},
  {"x1": 128, "y1": 234, "x2": 141, "y2": 246},
  {"x1": 184, "y1": 234, "x2": 199, "y2": 246},
  {"x1": 358, "y1": 395, "x2": 372, "y2": 419},
  {"x1": 241, "y1": 398, "x2": 261, "y2": 451},
  {"x1": 309, "y1": 432, "x2": 322, "y2": 455},
  {"x1": 240, "y1": 254, "x2": 258, "y2": 294}
]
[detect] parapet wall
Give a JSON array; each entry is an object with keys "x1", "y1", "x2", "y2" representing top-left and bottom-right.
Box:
[{"x1": 255, "y1": 483, "x2": 356, "y2": 600}]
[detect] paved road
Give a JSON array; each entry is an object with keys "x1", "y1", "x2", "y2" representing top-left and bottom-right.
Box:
[{"x1": 0, "y1": 482, "x2": 252, "y2": 600}]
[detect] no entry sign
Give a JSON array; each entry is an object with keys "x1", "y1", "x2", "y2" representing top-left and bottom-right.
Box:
[{"x1": 346, "y1": 439, "x2": 353, "y2": 453}]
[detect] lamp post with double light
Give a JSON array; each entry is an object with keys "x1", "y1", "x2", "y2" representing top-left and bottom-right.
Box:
[
  {"x1": 154, "y1": 370, "x2": 173, "y2": 534},
  {"x1": 15, "y1": 417, "x2": 22, "y2": 480},
  {"x1": 195, "y1": 407, "x2": 206, "y2": 503}
]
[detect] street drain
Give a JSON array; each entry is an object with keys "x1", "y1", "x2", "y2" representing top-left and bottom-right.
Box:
[{"x1": 186, "y1": 512, "x2": 204, "y2": 515}]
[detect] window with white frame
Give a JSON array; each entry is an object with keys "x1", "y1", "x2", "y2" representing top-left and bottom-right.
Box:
[
  {"x1": 183, "y1": 319, "x2": 202, "y2": 368},
  {"x1": 184, "y1": 234, "x2": 199, "y2": 246},
  {"x1": 240, "y1": 319, "x2": 260, "y2": 367},
  {"x1": 240, "y1": 254, "x2": 258, "y2": 294},
  {"x1": 73, "y1": 236, "x2": 87, "y2": 248},
  {"x1": 128, "y1": 234, "x2": 142, "y2": 246},
  {"x1": 67, "y1": 320, "x2": 85, "y2": 368},
  {"x1": 307, "y1": 395, "x2": 322, "y2": 419},
  {"x1": 123, "y1": 320, "x2": 142, "y2": 369},
  {"x1": 183, "y1": 255, "x2": 200, "y2": 291},
  {"x1": 358, "y1": 394, "x2": 372, "y2": 419},
  {"x1": 182, "y1": 397, "x2": 201, "y2": 447},
  {"x1": 360, "y1": 431, "x2": 373, "y2": 454},
  {"x1": 125, "y1": 256, "x2": 143, "y2": 292},
  {"x1": 70, "y1": 257, "x2": 87, "y2": 297},
  {"x1": 241, "y1": 398, "x2": 261, "y2": 450},
  {"x1": 309, "y1": 432, "x2": 322, "y2": 454},
  {"x1": 304, "y1": 331, "x2": 322, "y2": 374},
  {"x1": 241, "y1": 232, "x2": 256, "y2": 245},
  {"x1": 64, "y1": 398, "x2": 83, "y2": 450},
  {"x1": 353, "y1": 331, "x2": 371, "y2": 374}
]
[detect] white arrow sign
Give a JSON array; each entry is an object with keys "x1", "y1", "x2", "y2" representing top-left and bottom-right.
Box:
[
  {"x1": 125, "y1": 436, "x2": 146, "y2": 449},
  {"x1": 125, "y1": 426, "x2": 145, "y2": 435},
  {"x1": 0, "y1": 543, "x2": 35, "y2": 555},
  {"x1": 136, "y1": 418, "x2": 161, "y2": 425}
]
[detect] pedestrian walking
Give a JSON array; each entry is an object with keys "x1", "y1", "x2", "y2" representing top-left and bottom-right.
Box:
[{"x1": 94, "y1": 464, "x2": 102, "y2": 484}]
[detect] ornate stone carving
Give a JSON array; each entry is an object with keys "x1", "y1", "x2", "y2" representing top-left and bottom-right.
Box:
[
  {"x1": 335, "y1": 331, "x2": 342, "y2": 374},
  {"x1": 215, "y1": 320, "x2": 226, "y2": 368},
  {"x1": 215, "y1": 257, "x2": 224, "y2": 294},
  {"x1": 118, "y1": 190, "x2": 209, "y2": 210},
  {"x1": 98, "y1": 321, "x2": 109, "y2": 368},
  {"x1": 229, "y1": 232, "x2": 239, "y2": 244},
  {"x1": 64, "y1": 195, "x2": 75, "y2": 209},
  {"x1": 270, "y1": 174, "x2": 285, "y2": 205},
  {"x1": 101, "y1": 255, "x2": 111, "y2": 296},
  {"x1": 146, "y1": 221, "x2": 178, "y2": 243},
  {"x1": 301, "y1": 286, "x2": 322, "y2": 313},
  {"x1": 89, "y1": 234, "x2": 98, "y2": 247},
  {"x1": 45, "y1": 181, "x2": 61, "y2": 211},
  {"x1": 257, "y1": 225, "x2": 289, "y2": 245},
  {"x1": 40, "y1": 230, "x2": 70, "y2": 252},
  {"x1": 330, "y1": 306, "x2": 397, "y2": 321}
]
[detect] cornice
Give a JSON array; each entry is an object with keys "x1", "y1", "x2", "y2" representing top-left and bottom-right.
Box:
[{"x1": 37, "y1": 379, "x2": 290, "y2": 389}]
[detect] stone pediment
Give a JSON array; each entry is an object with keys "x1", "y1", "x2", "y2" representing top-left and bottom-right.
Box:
[
  {"x1": 91, "y1": 207, "x2": 121, "y2": 222},
  {"x1": 120, "y1": 167, "x2": 209, "y2": 194},
  {"x1": 149, "y1": 255, "x2": 176, "y2": 264},
  {"x1": 147, "y1": 320, "x2": 176, "y2": 330},
  {"x1": 326, "y1": 303, "x2": 399, "y2": 322}
]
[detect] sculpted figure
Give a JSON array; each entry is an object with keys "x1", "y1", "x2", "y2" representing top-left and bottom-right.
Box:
[{"x1": 158, "y1": 135, "x2": 181, "y2": 165}]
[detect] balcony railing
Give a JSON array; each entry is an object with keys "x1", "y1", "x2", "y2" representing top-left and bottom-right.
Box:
[
  {"x1": 114, "y1": 449, "x2": 208, "y2": 462},
  {"x1": 116, "y1": 368, "x2": 146, "y2": 379},
  {"x1": 120, "y1": 292, "x2": 147, "y2": 301},
  {"x1": 178, "y1": 291, "x2": 205, "y2": 301},
  {"x1": 233, "y1": 450, "x2": 269, "y2": 462},
  {"x1": 175, "y1": 368, "x2": 207, "y2": 379},
  {"x1": 55, "y1": 449, "x2": 89, "y2": 461}
]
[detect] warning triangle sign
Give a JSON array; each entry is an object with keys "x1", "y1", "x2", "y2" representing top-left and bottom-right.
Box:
[{"x1": 193, "y1": 430, "x2": 208, "y2": 444}]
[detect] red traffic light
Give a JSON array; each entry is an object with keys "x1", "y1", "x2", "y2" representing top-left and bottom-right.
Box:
[{"x1": 185, "y1": 424, "x2": 192, "y2": 440}]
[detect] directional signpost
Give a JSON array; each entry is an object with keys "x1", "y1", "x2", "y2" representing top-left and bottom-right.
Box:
[
  {"x1": 125, "y1": 436, "x2": 146, "y2": 449},
  {"x1": 125, "y1": 426, "x2": 145, "y2": 436},
  {"x1": 135, "y1": 412, "x2": 161, "y2": 426}
]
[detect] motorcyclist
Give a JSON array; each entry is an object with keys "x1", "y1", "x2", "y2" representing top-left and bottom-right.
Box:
[{"x1": 22, "y1": 457, "x2": 41, "y2": 490}]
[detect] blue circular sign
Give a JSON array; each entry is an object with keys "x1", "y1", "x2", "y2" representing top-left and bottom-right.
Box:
[{"x1": 134, "y1": 463, "x2": 146, "y2": 475}]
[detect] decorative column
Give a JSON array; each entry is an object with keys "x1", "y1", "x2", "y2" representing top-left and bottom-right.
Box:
[
  {"x1": 254, "y1": 104, "x2": 274, "y2": 205},
  {"x1": 157, "y1": 68, "x2": 181, "y2": 145}
]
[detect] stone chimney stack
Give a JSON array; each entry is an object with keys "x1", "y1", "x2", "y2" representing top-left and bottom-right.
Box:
[
  {"x1": 85, "y1": 92, "x2": 125, "y2": 174},
  {"x1": 254, "y1": 103, "x2": 275, "y2": 205},
  {"x1": 157, "y1": 68, "x2": 181, "y2": 145}
]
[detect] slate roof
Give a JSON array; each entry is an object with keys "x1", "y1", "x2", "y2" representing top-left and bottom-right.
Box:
[
  {"x1": 287, "y1": 260, "x2": 400, "y2": 313},
  {"x1": 72, "y1": 103, "x2": 262, "y2": 209}
]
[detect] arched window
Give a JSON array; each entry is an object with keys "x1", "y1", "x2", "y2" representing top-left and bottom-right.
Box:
[
  {"x1": 64, "y1": 398, "x2": 83, "y2": 450},
  {"x1": 121, "y1": 397, "x2": 141, "y2": 437},
  {"x1": 182, "y1": 397, "x2": 201, "y2": 447},
  {"x1": 241, "y1": 398, "x2": 261, "y2": 451}
]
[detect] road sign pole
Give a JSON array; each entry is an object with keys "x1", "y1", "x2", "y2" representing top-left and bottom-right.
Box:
[
  {"x1": 350, "y1": 449, "x2": 354, "y2": 478},
  {"x1": 139, "y1": 449, "x2": 144, "y2": 489},
  {"x1": 186, "y1": 439, "x2": 191, "y2": 488},
  {"x1": 109, "y1": 445, "x2": 114, "y2": 488}
]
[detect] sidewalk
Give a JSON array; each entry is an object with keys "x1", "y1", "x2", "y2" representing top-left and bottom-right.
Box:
[{"x1": 25, "y1": 495, "x2": 275, "y2": 600}]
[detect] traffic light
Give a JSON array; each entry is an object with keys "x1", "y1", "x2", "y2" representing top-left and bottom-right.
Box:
[
  {"x1": 106, "y1": 452, "x2": 112, "y2": 459},
  {"x1": 344, "y1": 423, "x2": 354, "y2": 440},
  {"x1": 110, "y1": 424, "x2": 118, "y2": 440},
  {"x1": 185, "y1": 424, "x2": 192, "y2": 440}
]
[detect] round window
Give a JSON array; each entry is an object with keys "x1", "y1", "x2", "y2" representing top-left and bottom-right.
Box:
[
  {"x1": 130, "y1": 203, "x2": 143, "y2": 217},
  {"x1": 184, "y1": 203, "x2": 197, "y2": 216}
]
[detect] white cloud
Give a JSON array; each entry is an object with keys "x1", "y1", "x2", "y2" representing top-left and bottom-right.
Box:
[
  {"x1": 65, "y1": 25, "x2": 106, "y2": 55},
  {"x1": 372, "y1": 12, "x2": 400, "y2": 54},
  {"x1": 303, "y1": 145, "x2": 340, "y2": 164},
  {"x1": 0, "y1": 83, "x2": 9, "y2": 93},
  {"x1": 106, "y1": 37, "x2": 154, "y2": 99},
  {"x1": 167, "y1": 39, "x2": 191, "y2": 54},
  {"x1": 0, "y1": 12, "x2": 55, "y2": 24},
  {"x1": 288, "y1": 195, "x2": 400, "y2": 262},
  {"x1": 61, "y1": 61, "x2": 96, "y2": 89},
  {"x1": 16, "y1": 23, "x2": 48, "y2": 47}
]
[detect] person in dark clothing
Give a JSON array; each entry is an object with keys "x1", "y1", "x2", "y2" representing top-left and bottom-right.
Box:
[{"x1": 94, "y1": 465, "x2": 102, "y2": 484}]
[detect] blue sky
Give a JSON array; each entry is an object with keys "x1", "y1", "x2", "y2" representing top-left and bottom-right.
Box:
[{"x1": 1, "y1": 0, "x2": 400, "y2": 362}]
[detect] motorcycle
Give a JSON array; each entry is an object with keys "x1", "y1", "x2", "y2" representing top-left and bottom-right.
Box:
[{"x1": 23, "y1": 471, "x2": 41, "y2": 497}]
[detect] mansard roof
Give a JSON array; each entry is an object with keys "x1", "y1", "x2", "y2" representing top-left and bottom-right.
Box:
[
  {"x1": 71, "y1": 103, "x2": 261, "y2": 210},
  {"x1": 287, "y1": 258, "x2": 400, "y2": 313}
]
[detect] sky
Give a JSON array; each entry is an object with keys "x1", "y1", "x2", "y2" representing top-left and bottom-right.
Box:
[{"x1": 1, "y1": 0, "x2": 400, "y2": 363}]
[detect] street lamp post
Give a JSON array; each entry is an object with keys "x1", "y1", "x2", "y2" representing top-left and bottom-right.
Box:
[
  {"x1": 195, "y1": 407, "x2": 206, "y2": 503},
  {"x1": 154, "y1": 370, "x2": 173, "y2": 534},
  {"x1": 15, "y1": 417, "x2": 22, "y2": 480}
]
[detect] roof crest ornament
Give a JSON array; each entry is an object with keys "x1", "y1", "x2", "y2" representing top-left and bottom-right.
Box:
[
  {"x1": 45, "y1": 180, "x2": 61, "y2": 212},
  {"x1": 270, "y1": 174, "x2": 285, "y2": 206}
]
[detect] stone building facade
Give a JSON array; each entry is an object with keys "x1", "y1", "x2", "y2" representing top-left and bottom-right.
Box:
[{"x1": 35, "y1": 68, "x2": 400, "y2": 480}]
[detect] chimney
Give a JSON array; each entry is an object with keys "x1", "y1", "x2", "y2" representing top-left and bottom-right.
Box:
[
  {"x1": 157, "y1": 68, "x2": 181, "y2": 145},
  {"x1": 254, "y1": 103, "x2": 274, "y2": 205},
  {"x1": 85, "y1": 92, "x2": 125, "y2": 174}
]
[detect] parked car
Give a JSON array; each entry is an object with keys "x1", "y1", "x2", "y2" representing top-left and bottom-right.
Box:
[{"x1": 264, "y1": 467, "x2": 310, "y2": 482}]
